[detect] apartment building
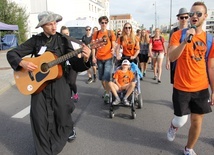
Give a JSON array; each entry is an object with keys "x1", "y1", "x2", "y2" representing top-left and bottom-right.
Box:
[
  {"x1": 109, "y1": 14, "x2": 140, "y2": 32},
  {"x1": 206, "y1": 9, "x2": 214, "y2": 34},
  {"x1": 12, "y1": 0, "x2": 109, "y2": 38}
]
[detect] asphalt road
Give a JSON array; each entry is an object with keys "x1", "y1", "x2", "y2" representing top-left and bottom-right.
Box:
[{"x1": 0, "y1": 63, "x2": 213, "y2": 155}]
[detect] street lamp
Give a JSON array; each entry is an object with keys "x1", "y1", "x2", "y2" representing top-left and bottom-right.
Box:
[
  {"x1": 154, "y1": 1, "x2": 157, "y2": 28},
  {"x1": 169, "y1": 0, "x2": 172, "y2": 31}
]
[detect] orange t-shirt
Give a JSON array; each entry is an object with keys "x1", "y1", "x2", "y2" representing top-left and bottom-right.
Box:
[
  {"x1": 117, "y1": 36, "x2": 140, "y2": 56},
  {"x1": 170, "y1": 30, "x2": 214, "y2": 92},
  {"x1": 92, "y1": 30, "x2": 116, "y2": 60},
  {"x1": 136, "y1": 36, "x2": 140, "y2": 42},
  {"x1": 113, "y1": 69, "x2": 135, "y2": 87}
]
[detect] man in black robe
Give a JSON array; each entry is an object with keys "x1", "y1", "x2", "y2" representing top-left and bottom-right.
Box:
[{"x1": 7, "y1": 11, "x2": 91, "y2": 155}]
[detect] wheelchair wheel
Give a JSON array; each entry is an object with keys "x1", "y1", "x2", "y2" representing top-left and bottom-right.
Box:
[
  {"x1": 131, "y1": 110, "x2": 136, "y2": 119},
  {"x1": 109, "y1": 110, "x2": 114, "y2": 118},
  {"x1": 137, "y1": 93, "x2": 143, "y2": 109}
]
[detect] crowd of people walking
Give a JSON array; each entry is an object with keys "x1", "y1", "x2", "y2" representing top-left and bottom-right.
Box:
[{"x1": 5, "y1": 1, "x2": 214, "y2": 155}]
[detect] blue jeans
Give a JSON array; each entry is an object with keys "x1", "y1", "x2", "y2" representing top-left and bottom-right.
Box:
[{"x1": 97, "y1": 58, "x2": 113, "y2": 82}]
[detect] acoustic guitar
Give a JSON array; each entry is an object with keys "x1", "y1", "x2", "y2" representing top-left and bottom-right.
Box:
[{"x1": 14, "y1": 36, "x2": 107, "y2": 95}]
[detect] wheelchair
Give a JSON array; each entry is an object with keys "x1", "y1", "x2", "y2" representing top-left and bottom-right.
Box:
[{"x1": 109, "y1": 64, "x2": 143, "y2": 119}]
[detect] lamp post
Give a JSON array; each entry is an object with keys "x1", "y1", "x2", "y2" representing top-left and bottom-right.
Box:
[
  {"x1": 154, "y1": 1, "x2": 157, "y2": 28},
  {"x1": 169, "y1": 0, "x2": 172, "y2": 31}
]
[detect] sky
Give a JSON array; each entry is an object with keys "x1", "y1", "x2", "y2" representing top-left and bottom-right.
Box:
[{"x1": 109, "y1": 0, "x2": 214, "y2": 29}]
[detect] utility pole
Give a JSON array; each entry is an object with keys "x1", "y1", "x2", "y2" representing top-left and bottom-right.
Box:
[
  {"x1": 154, "y1": 1, "x2": 157, "y2": 28},
  {"x1": 169, "y1": 0, "x2": 172, "y2": 31}
]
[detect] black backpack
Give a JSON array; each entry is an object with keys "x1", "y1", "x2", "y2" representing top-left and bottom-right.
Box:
[{"x1": 169, "y1": 27, "x2": 179, "y2": 84}]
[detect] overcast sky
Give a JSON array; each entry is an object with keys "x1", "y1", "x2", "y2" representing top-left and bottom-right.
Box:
[{"x1": 109, "y1": 0, "x2": 214, "y2": 29}]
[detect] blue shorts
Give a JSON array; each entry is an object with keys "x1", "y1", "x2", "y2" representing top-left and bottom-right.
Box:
[{"x1": 97, "y1": 58, "x2": 113, "y2": 82}]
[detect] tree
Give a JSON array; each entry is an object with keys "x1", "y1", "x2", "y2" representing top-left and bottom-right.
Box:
[{"x1": 0, "y1": 0, "x2": 29, "y2": 43}]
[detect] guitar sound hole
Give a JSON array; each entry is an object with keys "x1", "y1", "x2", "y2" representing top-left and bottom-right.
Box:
[{"x1": 41, "y1": 63, "x2": 49, "y2": 72}]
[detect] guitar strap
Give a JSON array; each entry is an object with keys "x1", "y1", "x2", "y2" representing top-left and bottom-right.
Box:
[{"x1": 31, "y1": 33, "x2": 65, "y2": 58}]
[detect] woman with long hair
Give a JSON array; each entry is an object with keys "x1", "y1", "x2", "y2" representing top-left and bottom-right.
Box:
[
  {"x1": 149, "y1": 28, "x2": 166, "y2": 83},
  {"x1": 138, "y1": 29, "x2": 150, "y2": 77},
  {"x1": 115, "y1": 22, "x2": 140, "y2": 65}
]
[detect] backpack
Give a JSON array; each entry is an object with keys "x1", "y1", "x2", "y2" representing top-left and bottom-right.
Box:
[
  {"x1": 171, "y1": 28, "x2": 213, "y2": 84},
  {"x1": 169, "y1": 27, "x2": 180, "y2": 84},
  {"x1": 151, "y1": 36, "x2": 164, "y2": 49}
]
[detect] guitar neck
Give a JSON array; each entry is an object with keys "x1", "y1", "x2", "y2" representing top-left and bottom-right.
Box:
[
  {"x1": 48, "y1": 48, "x2": 82, "y2": 68},
  {"x1": 47, "y1": 36, "x2": 106, "y2": 68}
]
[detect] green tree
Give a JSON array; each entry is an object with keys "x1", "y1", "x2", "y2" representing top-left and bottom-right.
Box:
[{"x1": 0, "y1": 0, "x2": 28, "y2": 43}]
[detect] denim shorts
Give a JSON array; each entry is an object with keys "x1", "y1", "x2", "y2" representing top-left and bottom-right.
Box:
[{"x1": 97, "y1": 58, "x2": 113, "y2": 82}]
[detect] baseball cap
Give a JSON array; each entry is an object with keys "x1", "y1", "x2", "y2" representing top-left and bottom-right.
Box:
[{"x1": 122, "y1": 59, "x2": 130, "y2": 65}]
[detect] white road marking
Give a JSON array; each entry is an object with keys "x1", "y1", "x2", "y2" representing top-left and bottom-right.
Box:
[
  {"x1": 79, "y1": 71, "x2": 87, "y2": 76},
  {"x1": 11, "y1": 71, "x2": 87, "y2": 119},
  {"x1": 12, "y1": 105, "x2": 30, "y2": 118}
]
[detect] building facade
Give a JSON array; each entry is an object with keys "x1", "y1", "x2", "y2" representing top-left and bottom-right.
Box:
[
  {"x1": 206, "y1": 9, "x2": 214, "y2": 34},
  {"x1": 12, "y1": 0, "x2": 110, "y2": 38},
  {"x1": 109, "y1": 14, "x2": 140, "y2": 32}
]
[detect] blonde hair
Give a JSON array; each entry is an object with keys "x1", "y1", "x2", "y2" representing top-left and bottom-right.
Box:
[
  {"x1": 121, "y1": 22, "x2": 136, "y2": 44},
  {"x1": 140, "y1": 29, "x2": 150, "y2": 44}
]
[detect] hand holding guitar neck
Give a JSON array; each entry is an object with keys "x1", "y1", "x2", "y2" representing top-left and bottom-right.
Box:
[{"x1": 186, "y1": 25, "x2": 196, "y2": 43}]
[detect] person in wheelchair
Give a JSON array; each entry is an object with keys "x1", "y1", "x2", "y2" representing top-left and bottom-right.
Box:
[{"x1": 109, "y1": 59, "x2": 136, "y2": 106}]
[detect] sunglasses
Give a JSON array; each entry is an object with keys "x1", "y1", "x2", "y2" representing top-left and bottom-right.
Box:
[
  {"x1": 125, "y1": 27, "x2": 132, "y2": 30},
  {"x1": 179, "y1": 16, "x2": 188, "y2": 20},
  {"x1": 101, "y1": 22, "x2": 108, "y2": 25},
  {"x1": 189, "y1": 11, "x2": 202, "y2": 17},
  {"x1": 86, "y1": 29, "x2": 91, "y2": 31}
]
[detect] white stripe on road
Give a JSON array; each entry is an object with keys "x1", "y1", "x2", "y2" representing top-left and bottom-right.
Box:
[
  {"x1": 11, "y1": 71, "x2": 87, "y2": 119},
  {"x1": 12, "y1": 105, "x2": 30, "y2": 118},
  {"x1": 79, "y1": 71, "x2": 87, "y2": 76}
]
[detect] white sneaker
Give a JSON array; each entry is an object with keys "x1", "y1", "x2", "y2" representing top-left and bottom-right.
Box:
[
  {"x1": 167, "y1": 124, "x2": 178, "y2": 141},
  {"x1": 112, "y1": 99, "x2": 120, "y2": 105},
  {"x1": 183, "y1": 147, "x2": 197, "y2": 155},
  {"x1": 123, "y1": 99, "x2": 130, "y2": 106}
]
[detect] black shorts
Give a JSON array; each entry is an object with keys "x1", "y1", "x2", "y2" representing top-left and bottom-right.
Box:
[
  {"x1": 173, "y1": 88, "x2": 212, "y2": 116},
  {"x1": 138, "y1": 54, "x2": 149, "y2": 63}
]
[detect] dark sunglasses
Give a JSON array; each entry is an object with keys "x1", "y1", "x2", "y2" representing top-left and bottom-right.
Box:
[
  {"x1": 189, "y1": 11, "x2": 202, "y2": 17},
  {"x1": 117, "y1": 33, "x2": 121, "y2": 35},
  {"x1": 125, "y1": 27, "x2": 132, "y2": 30},
  {"x1": 101, "y1": 22, "x2": 108, "y2": 24},
  {"x1": 86, "y1": 29, "x2": 91, "y2": 31},
  {"x1": 179, "y1": 16, "x2": 188, "y2": 20}
]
